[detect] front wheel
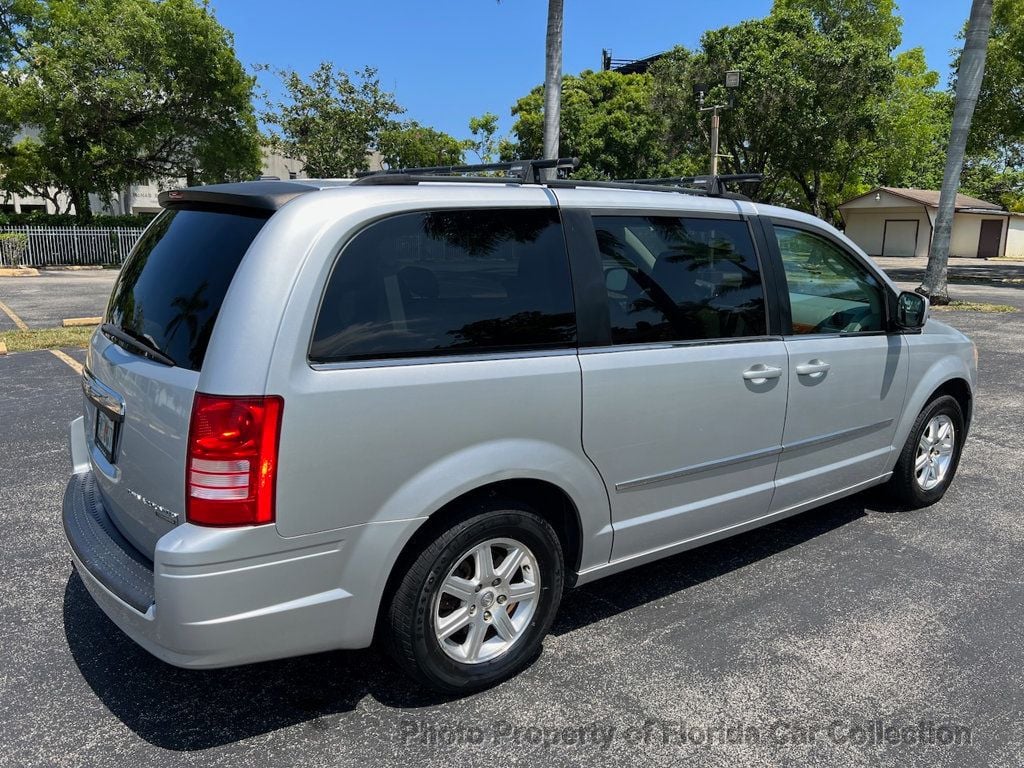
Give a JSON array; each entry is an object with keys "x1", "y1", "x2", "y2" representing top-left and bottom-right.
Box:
[
  {"x1": 384, "y1": 503, "x2": 565, "y2": 693},
  {"x1": 887, "y1": 395, "x2": 965, "y2": 509}
]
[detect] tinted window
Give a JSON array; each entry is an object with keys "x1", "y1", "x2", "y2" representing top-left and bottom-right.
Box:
[
  {"x1": 310, "y1": 208, "x2": 576, "y2": 362},
  {"x1": 593, "y1": 216, "x2": 766, "y2": 343},
  {"x1": 774, "y1": 226, "x2": 884, "y2": 334},
  {"x1": 106, "y1": 208, "x2": 269, "y2": 370}
]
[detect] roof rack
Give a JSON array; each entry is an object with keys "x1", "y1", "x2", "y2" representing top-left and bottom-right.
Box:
[
  {"x1": 354, "y1": 157, "x2": 580, "y2": 185},
  {"x1": 351, "y1": 159, "x2": 761, "y2": 200}
]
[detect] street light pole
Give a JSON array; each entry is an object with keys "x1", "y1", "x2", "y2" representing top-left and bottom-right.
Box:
[{"x1": 699, "y1": 70, "x2": 741, "y2": 178}]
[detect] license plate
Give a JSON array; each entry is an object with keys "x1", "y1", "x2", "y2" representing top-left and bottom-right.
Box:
[{"x1": 95, "y1": 409, "x2": 118, "y2": 462}]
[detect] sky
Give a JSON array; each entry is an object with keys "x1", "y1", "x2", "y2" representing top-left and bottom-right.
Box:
[{"x1": 212, "y1": 0, "x2": 970, "y2": 141}]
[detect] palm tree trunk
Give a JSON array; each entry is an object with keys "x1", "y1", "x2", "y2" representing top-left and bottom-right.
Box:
[
  {"x1": 542, "y1": 0, "x2": 564, "y2": 176},
  {"x1": 919, "y1": 0, "x2": 993, "y2": 303}
]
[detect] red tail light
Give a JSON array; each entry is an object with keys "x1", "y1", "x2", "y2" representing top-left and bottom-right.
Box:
[{"x1": 186, "y1": 394, "x2": 283, "y2": 526}]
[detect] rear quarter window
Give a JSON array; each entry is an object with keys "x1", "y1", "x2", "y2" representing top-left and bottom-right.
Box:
[
  {"x1": 106, "y1": 207, "x2": 269, "y2": 370},
  {"x1": 310, "y1": 208, "x2": 577, "y2": 363}
]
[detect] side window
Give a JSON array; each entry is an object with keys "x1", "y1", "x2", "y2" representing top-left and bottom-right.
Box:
[
  {"x1": 592, "y1": 215, "x2": 767, "y2": 344},
  {"x1": 774, "y1": 226, "x2": 885, "y2": 334},
  {"x1": 310, "y1": 208, "x2": 576, "y2": 363}
]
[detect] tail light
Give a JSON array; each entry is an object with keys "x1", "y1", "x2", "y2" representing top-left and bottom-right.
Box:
[{"x1": 186, "y1": 394, "x2": 283, "y2": 526}]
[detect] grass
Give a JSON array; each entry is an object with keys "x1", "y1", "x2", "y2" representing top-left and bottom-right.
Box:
[
  {"x1": 0, "y1": 325, "x2": 96, "y2": 352},
  {"x1": 930, "y1": 301, "x2": 1017, "y2": 313}
]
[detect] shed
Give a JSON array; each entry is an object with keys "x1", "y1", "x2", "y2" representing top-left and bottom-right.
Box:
[{"x1": 839, "y1": 187, "x2": 1008, "y2": 258}]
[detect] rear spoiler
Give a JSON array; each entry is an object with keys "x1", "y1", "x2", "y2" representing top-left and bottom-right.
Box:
[{"x1": 158, "y1": 180, "x2": 317, "y2": 212}]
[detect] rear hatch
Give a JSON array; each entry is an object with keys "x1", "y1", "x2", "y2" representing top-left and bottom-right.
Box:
[{"x1": 83, "y1": 206, "x2": 270, "y2": 557}]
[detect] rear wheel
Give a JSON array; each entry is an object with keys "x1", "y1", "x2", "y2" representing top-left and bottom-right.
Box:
[
  {"x1": 888, "y1": 395, "x2": 965, "y2": 509},
  {"x1": 384, "y1": 503, "x2": 564, "y2": 693}
]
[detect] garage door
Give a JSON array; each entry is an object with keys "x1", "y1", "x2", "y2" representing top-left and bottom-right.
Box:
[{"x1": 882, "y1": 220, "x2": 919, "y2": 257}]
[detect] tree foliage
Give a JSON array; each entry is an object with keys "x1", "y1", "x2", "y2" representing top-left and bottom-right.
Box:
[
  {"x1": 651, "y1": 5, "x2": 908, "y2": 221},
  {"x1": 504, "y1": 69, "x2": 669, "y2": 179},
  {"x1": 0, "y1": 0, "x2": 262, "y2": 216},
  {"x1": 378, "y1": 121, "x2": 467, "y2": 169},
  {"x1": 962, "y1": 0, "x2": 1024, "y2": 210},
  {"x1": 262, "y1": 62, "x2": 402, "y2": 177}
]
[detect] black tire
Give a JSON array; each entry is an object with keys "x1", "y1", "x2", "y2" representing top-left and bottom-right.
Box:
[
  {"x1": 384, "y1": 502, "x2": 565, "y2": 694},
  {"x1": 887, "y1": 395, "x2": 965, "y2": 509}
]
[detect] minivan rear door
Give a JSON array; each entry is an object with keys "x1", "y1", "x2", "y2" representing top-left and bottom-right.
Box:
[
  {"x1": 569, "y1": 209, "x2": 789, "y2": 563},
  {"x1": 83, "y1": 207, "x2": 270, "y2": 557}
]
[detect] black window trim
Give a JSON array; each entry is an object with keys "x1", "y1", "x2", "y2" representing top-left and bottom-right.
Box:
[
  {"x1": 765, "y1": 216, "x2": 894, "y2": 337},
  {"x1": 306, "y1": 204, "x2": 580, "y2": 367},
  {"x1": 568, "y1": 208, "x2": 777, "y2": 350}
]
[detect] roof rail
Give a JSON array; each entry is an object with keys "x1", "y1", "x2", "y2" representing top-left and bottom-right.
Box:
[
  {"x1": 354, "y1": 157, "x2": 580, "y2": 185},
  {"x1": 616, "y1": 173, "x2": 763, "y2": 197}
]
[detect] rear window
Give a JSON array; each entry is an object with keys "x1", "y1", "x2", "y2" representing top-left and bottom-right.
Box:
[
  {"x1": 310, "y1": 208, "x2": 576, "y2": 363},
  {"x1": 105, "y1": 207, "x2": 269, "y2": 370}
]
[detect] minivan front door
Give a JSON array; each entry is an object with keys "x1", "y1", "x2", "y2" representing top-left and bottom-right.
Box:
[
  {"x1": 574, "y1": 213, "x2": 788, "y2": 564},
  {"x1": 769, "y1": 223, "x2": 909, "y2": 514}
]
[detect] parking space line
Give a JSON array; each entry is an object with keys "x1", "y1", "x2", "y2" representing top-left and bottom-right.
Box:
[
  {"x1": 0, "y1": 299, "x2": 29, "y2": 331},
  {"x1": 50, "y1": 349, "x2": 84, "y2": 376}
]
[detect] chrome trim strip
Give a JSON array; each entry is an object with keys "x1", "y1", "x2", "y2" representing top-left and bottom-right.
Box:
[
  {"x1": 615, "y1": 418, "x2": 895, "y2": 492},
  {"x1": 81, "y1": 368, "x2": 125, "y2": 421},
  {"x1": 616, "y1": 444, "x2": 783, "y2": 492},
  {"x1": 309, "y1": 347, "x2": 577, "y2": 371},
  {"x1": 782, "y1": 418, "x2": 894, "y2": 453}
]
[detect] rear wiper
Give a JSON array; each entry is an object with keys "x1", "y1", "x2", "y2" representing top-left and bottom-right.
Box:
[{"x1": 101, "y1": 323, "x2": 176, "y2": 367}]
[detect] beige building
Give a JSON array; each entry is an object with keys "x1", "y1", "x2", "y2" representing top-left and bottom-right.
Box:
[
  {"x1": 839, "y1": 187, "x2": 1009, "y2": 259},
  {"x1": 1, "y1": 146, "x2": 307, "y2": 216}
]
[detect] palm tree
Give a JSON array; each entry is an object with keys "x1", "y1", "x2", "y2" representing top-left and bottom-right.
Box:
[
  {"x1": 496, "y1": 0, "x2": 563, "y2": 175},
  {"x1": 542, "y1": 0, "x2": 564, "y2": 172},
  {"x1": 919, "y1": 0, "x2": 994, "y2": 303}
]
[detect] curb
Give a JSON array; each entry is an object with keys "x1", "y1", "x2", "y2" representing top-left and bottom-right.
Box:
[
  {"x1": 0, "y1": 340, "x2": 7, "y2": 356},
  {"x1": 0, "y1": 267, "x2": 39, "y2": 277},
  {"x1": 62, "y1": 317, "x2": 102, "y2": 328}
]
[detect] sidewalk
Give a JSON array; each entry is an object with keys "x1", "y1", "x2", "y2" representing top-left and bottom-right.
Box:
[{"x1": 872, "y1": 256, "x2": 1024, "y2": 284}]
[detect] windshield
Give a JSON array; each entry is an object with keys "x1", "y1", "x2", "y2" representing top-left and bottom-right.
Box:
[{"x1": 105, "y1": 207, "x2": 269, "y2": 370}]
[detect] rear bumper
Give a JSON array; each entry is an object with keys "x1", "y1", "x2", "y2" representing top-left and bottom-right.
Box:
[{"x1": 63, "y1": 424, "x2": 424, "y2": 669}]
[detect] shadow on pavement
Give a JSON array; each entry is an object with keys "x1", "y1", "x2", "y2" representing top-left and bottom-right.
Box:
[{"x1": 64, "y1": 494, "x2": 878, "y2": 751}]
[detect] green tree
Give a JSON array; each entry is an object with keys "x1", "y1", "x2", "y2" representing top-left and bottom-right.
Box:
[
  {"x1": 467, "y1": 112, "x2": 501, "y2": 163},
  {"x1": 262, "y1": 62, "x2": 402, "y2": 177},
  {"x1": 378, "y1": 121, "x2": 468, "y2": 169},
  {"x1": 505, "y1": 69, "x2": 669, "y2": 179},
  {"x1": 967, "y1": 0, "x2": 1024, "y2": 159},
  {"x1": 0, "y1": 0, "x2": 262, "y2": 217},
  {"x1": 651, "y1": 6, "x2": 898, "y2": 221}
]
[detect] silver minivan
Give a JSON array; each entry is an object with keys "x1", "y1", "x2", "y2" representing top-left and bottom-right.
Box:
[{"x1": 63, "y1": 161, "x2": 977, "y2": 692}]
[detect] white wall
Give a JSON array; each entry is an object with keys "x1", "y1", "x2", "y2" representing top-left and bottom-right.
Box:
[
  {"x1": 949, "y1": 214, "x2": 1007, "y2": 258},
  {"x1": 1005, "y1": 217, "x2": 1024, "y2": 259},
  {"x1": 841, "y1": 208, "x2": 931, "y2": 257}
]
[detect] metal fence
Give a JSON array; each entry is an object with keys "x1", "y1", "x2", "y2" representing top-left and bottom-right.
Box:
[{"x1": 0, "y1": 225, "x2": 144, "y2": 267}]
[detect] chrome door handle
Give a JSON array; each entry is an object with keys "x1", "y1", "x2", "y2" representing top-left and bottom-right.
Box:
[
  {"x1": 795, "y1": 359, "x2": 831, "y2": 377},
  {"x1": 742, "y1": 364, "x2": 783, "y2": 383}
]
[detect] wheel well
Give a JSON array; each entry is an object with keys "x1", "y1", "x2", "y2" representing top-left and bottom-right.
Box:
[
  {"x1": 374, "y1": 479, "x2": 584, "y2": 641},
  {"x1": 931, "y1": 378, "x2": 973, "y2": 429}
]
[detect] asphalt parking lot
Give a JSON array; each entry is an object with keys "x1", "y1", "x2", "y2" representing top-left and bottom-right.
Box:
[
  {"x1": 1, "y1": 270, "x2": 1022, "y2": 767},
  {"x1": 0, "y1": 269, "x2": 117, "y2": 330}
]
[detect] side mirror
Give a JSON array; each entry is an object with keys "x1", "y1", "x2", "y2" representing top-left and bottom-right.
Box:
[
  {"x1": 895, "y1": 291, "x2": 928, "y2": 330},
  {"x1": 605, "y1": 267, "x2": 629, "y2": 293}
]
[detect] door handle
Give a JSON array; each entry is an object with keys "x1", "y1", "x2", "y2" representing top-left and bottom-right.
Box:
[
  {"x1": 795, "y1": 359, "x2": 831, "y2": 377},
  {"x1": 742, "y1": 364, "x2": 783, "y2": 384}
]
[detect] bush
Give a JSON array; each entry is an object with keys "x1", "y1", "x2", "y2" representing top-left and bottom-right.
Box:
[
  {"x1": 0, "y1": 211, "x2": 156, "y2": 228},
  {"x1": 0, "y1": 232, "x2": 28, "y2": 266}
]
